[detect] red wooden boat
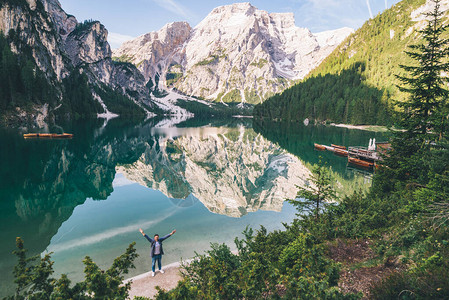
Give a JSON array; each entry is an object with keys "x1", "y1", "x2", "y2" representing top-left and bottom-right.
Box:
[
  {"x1": 23, "y1": 133, "x2": 73, "y2": 139},
  {"x1": 331, "y1": 144, "x2": 346, "y2": 150},
  {"x1": 314, "y1": 143, "x2": 326, "y2": 151},
  {"x1": 333, "y1": 148, "x2": 348, "y2": 157},
  {"x1": 348, "y1": 156, "x2": 374, "y2": 168}
]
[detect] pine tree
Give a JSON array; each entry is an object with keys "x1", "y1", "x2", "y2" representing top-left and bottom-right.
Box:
[
  {"x1": 396, "y1": 0, "x2": 449, "y2": 141},
  {"x1": 288, "y1": 159, "x2": 337, "y2": 221},
  {"x1": 8, "y1": 237, "x2": 138, "y2": 299},
  {"x1": 378, "y1": 0, "x2": 449, "y2": 195}
]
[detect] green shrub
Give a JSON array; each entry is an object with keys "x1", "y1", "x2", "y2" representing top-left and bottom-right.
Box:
[
  {"x1": 7, "y1": 237, "x2": 138, "y2": 300},
  {"x1": 221, "y1": 89, "x2": 242, "y2": 103}
]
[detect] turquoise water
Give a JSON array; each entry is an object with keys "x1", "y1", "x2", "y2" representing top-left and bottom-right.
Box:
[
  {"x1": 0, "y1": 117, "x2": 386, "y2": 297},
  {"x1": 47, "y1": 176, "x2": 297, "y2": 282}
]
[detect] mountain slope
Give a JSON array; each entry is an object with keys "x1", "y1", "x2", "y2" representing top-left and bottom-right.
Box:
[
  {"x1": 113, "y1": 3, "x2": 353, "y2": 105},
  {"x1": 0, "y1": 0, "x2": 157, "y2": 126},
  {"x1": 254, "y1": 0, "x2": 443, "y2": 125}
]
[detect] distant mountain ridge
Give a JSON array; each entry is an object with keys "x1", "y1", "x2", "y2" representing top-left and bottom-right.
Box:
[
  {"x1": 113, "y1": 2, "x2": 353, "y2": 104},
  {"x1": 0, "y1": 0, "x2": 353, "y2": 126},
  {"x1": 254, "y1": 0, "x2": 449, "y2": 125},
  {"x1": 0, "y1": 0, "x2": 159, "y2": 125}
]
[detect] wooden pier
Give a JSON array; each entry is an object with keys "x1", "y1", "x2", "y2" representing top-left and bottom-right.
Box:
[
  {"x1": 348, "y1": 146, "x2": 380, "y2": 161},
  {"x1": 314, "y1": 142, "x2": 391, "y2": 170}
]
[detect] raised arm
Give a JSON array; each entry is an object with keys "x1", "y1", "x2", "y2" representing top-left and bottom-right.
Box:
[
  {"x1": 139, "y1": 228, "x2": 153, "y2": 243},
  {"x1": 159, "y1": 229, "x2": 176, "y2": 241}
]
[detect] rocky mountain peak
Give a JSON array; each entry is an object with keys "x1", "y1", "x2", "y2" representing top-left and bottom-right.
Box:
[
  {"x1": 268, "y1": 12, "x2": 296, "y2": 28},
  {"x1": 41, "y1": 0, "x2": 77, "y2": 38},
  {"x1": 113, "y1": 21, "x2": 191, "y2": 82},
  {"x1": 113, "y1": 3, "x2": 353, "y2": 104},
  {"x1": 65, "y1": 21, "x2": 112, "y2": 67},
  {"x1": 209, "y1": 2, "x2": 256, "y2": 15},
  {"x1": 141, "y1": 21, "x2": 191, "y2": 45},
  {"x1": 0, "y1": 0, "x2": 156, "y2": 125}
]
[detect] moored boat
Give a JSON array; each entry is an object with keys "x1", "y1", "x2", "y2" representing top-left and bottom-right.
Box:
[
  {"x1": 348, "y1": 156, "x2": 374, "y2": 168},
  {"x1": 23, "y1": 133, "x2": 73, "y2": 139},
  {"x1": 331, "y1": 144, "x2": 346, "y2": 150},
  {"x1": 333, "y1": 148, "x2": 348, "y2": 157},
  {"x1": 314, "y1": 143, "x2": 326, "y2": 151}
]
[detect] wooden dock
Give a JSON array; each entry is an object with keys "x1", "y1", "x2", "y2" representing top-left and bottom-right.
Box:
[
  {"x1": 348, "y1": 146, "x2": 380, "y2": 161},
  {"x1": 314, "y1": 142, "x2": 390, "y2": 170}
]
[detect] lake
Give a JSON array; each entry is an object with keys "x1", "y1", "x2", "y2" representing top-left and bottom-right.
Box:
[{"x1": 0, "y1": 117, "x2": 387, "y2": 297}]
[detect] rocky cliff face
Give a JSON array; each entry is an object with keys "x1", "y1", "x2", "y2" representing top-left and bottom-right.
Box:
[
  {"x1": 113, "y1": 3, "x2": 353, "y2": 104},
  {"x1": 117, "y1": 126, "x2": 311, "y2": 217},
  {"x1": 0, "y1": 0, "x2": 153, "y2": 125},
  {"x1": 114, "y1": 22, "x2": 191, "y2": 83},
  {"x1": 0, "y1": 0, "x2": 69, "y2": 82},
  {"x1": 63, "y1": 19, "x2": 153, "y2": 105}
]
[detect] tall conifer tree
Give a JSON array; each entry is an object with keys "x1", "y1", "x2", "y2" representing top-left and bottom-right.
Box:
[{"x1": 396, "y1": 0, "x2": 449, "y2": 141}]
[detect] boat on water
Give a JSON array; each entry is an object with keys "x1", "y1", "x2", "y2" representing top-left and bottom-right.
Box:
[
  {"x1": 313, "y1": 141, "x2": 383, "y2": 170},
  {"x1": 23, "y1": 133, "x2": 73, "y2": 139},
  {"x1": 331, "y1": 144, "x2": 346, "y2": 150},
  {"x1": 333, "y1": 148, "x2": 348, "y2": 157},
  {"x1": 314, "y1": 143, "x2": 326, "y2": 151},
  {"x1": 348, "y1": 156, "x2": 374, "y2": 168}
]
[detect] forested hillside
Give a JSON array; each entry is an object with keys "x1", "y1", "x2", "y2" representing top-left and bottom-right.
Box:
[
  {"x1": 0, "y1": 0, "x2": 149, "y2": 126},
  {"x1": 254, "y1": 0, "x2": 428, "y2": 125},
  {"x1": 0, "y1": 31, "x2": 146, "y2": 123},
  {"x1": 0, "y1": 33, "x2": 60, "y2": 114}
]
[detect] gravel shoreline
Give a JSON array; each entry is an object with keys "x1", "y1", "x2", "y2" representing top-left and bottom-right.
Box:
[
  {"x1": 125, "y1": 261, "x2": 187, "y2": 299},
  {"x1": 330, "y1": 123, "x2": 390, "y2": 132}
]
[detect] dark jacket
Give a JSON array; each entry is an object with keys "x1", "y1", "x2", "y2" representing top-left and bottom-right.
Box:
[{"x1": 144, "y1": 233, "x2": 172, "y2": 257}]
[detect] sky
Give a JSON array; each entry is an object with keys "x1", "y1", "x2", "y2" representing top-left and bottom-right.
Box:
[{"x1": 58, "y1": 0, "x2": 402, "y2": 49}]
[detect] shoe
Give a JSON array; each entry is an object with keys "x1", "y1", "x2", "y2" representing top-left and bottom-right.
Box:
[
  {"x1": 160, "y1": 269, "x2": 165, "y2": 274},
  {"x1": 151, "y1": 272, "x2": 155, "y2": 277}
]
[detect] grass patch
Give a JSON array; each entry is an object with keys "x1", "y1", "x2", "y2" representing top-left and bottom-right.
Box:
[
  {"x1": 222, "y1": 89, "x2": 242, "y2": 103},
  {"x1": 195, "y1": 55, "x2": 219, "y2": 66},
  {"x1": 250, "y1": 58, "x2": 268, "y2": 68},
  {"x1": 165, "y1": 72, "x2": 182, "y2": 86}
]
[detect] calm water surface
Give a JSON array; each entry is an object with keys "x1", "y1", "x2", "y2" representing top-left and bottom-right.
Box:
[{"x1": 0, "y1": 117, "x2": 387, "y2": 297}]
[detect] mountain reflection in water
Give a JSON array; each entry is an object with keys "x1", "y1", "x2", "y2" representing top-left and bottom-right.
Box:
[
  {"x1": 0, "y1": 117, "x2": 385, "y2": 297},
  {"x1": 117, "y1": 125, "x2": 310, "y2": 217}
]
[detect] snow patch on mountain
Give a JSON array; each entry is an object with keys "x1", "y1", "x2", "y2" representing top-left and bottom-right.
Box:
[
  {"x1": 93, "y1": 93, "x2": 119, "y2": 120},
  {"x1": 113, "y1": 3, "x2": 353, "y2": 105},
  {"x1": 152, "y1": 89, "x2": 194, "y2": 117}
]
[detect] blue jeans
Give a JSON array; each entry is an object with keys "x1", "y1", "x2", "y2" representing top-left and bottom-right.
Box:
[{"x1": 152, "y1": 254, "x2": 162, "y2": 272}]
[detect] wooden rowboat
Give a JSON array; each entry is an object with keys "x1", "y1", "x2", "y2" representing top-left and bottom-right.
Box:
[
  {"x1": 331, "y1": 144, "x2": 347, "y2": 150},
  {"x1": 314, "y1": 143, "x2": 326, "y2": 151},
  {"x1": 23, "y1": 133, "x2": 73, "y2": 139},
  {"x1": 348, "y1": 156, "x2": 374, "y2": 168},
  {"x1": 333, "y1": 148, "x2": 348, "y2": 157}
]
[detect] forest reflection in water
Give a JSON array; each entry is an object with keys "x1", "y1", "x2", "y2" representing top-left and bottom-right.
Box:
[{"x1": 0, "y1": 117, "x2": 385, "y2": 297}]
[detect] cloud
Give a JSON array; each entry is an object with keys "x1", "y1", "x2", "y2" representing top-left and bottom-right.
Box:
[
  {"x1": 294, "y1": 0, "x2": 370, "y2": 32},
  {"x1": 108, "y1": 32, "x2": 135, "y2": 49},
  {"x1": 47, "y1": 210, "x2": 177, "y2": 253},
  {"x1": 385, "y1": 0, "x2": 388, "y2": 9},
  {"x1": 366, "y1": 0, "x2": 374, "y2": 19},
  {"x1": 151, "y1": 0, "x2": 197, "y2": 21}
]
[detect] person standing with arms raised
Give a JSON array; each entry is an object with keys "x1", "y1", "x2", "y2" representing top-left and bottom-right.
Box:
[{"x1": 139, "y1": 228, "x2": 176, "y2": 277}]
